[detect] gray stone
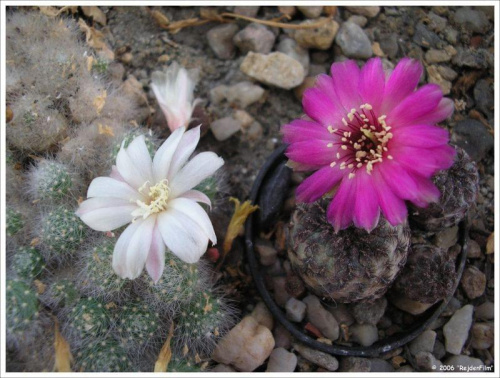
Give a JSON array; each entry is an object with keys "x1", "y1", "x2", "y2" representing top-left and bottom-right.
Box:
[
  {"x1": 207, "y1": 24, "x2": 239, "y2": 60},
  {"x1": 415, "y1": 351, "x2": 442, "y2": 372},
  {"x1": 234, "y1": 6, "x2": 260, "y2": 18},
  {"x1": 340, "y1": 357, "x2": 371, "y2": 372},
  {"x1": 273, "y1": 324, "x2": 292, "y2": 349},
  {"x1": 471, "y1": 322, "x2": 494, "y2": 349},
  {"x1": 369, "y1": 358, "x2": 395, "y2": 372},
  {"x1": 345, "y1": 6, "x2": 380, "y2": 18},
  {"x1": 209, "y1": 85, "x2": 229, "y2": 104},
  {"x1": 474, "y1": 79, "x2": 493, "y2": 118},
  {"x1": 426, "y1": 65, "x2": 452, "y2": 95},
  {"x1": 335, "y1": 21, "x2": 372, "y2": 59},
  {"x1": 444, "y1": 355, "x2": 485, "y2": 370},
  {"x1": 409, "y1": 330, "x2": 436, "y2": 355},
  {"x1": 397, "y1": 365, "x2": 415, "y2": 372},
  {"x1": 454, "y1": 7, "x2": 490, "y2": 33},
  {"x1": 467, "y1": 239, "x2": 482, "y2": 258},
  {"x1": 444, "y1": 27, "x2": 459, "y2": 44},
  {"x1": 427, "y1": 11, "x2": 448, "y2": 32},
  {"x1": 348, "y1": 15, "x2": 368, "y2": 27},
  {"x1": 225, "y1": 81, "x2": 265, "y2": 108},
  {"x1": 234, "y1": 23, "x2": 276, "y2": 54},
  {"x1": 413, "y1": 23, "x2": 443, "y2": 49},
  {"x1": 297, "y1": 6, "x2": 323, "y2": 18},
  {"x1": 350, "y1": 324, "x2": 379, "y2": 347},
  {"x1": 266, "y1": 348, "x2": 297, "y2": 372},
  {"x1": 273, "y1": 276, "x2": 290, "y2": 307},
  {"x1": 475, "y1": 301, "x2": 494, "y2": 320},
  {"x1": 442, "y1": 297, "x2": 462, "y2": 317},
  {"x1": 240, "y1": 52, "x2": 305, "y2": 89},
  {"x1": 293, "y1": 343, "x2": 339, "y2": 371},
  {"x1": 291, "y1": 18, "x2": 339, "y2": 50},
  {"x1": 461, "y1": 265, "x2": 486, "y2": 299},
  {"x1": 255, "y1": 239, "x2": 278, "y2": 266},
  {"x1": 327, "y1": 304, "x2": 355, "y2": 326},
  {"x1": 210, "y1": 117, "x2": 241, "y2": 141},
  {"x1": 378, "y1": 33, "x2": 399, "y2": 58},
  {"x1": 452, "y1": 119, "x2": 494, "y2": 162},
  {"x1": 433, "y1": 225, "x2": 458, "y2": 249},
  {"x1": 285, "y1": 297, "x2": 307, "y2": 323},
  {"x1": 391, "y1": 296, "x2": 433, "y2": 315},
  {"x1": 433, "y1": 339, "x2": 446, "y2": 360},
  {"x1": 452, "y1": 47, "x2": 490, "y2": 69},
  {"x1": 425, "y1": 49, "x2": 451, "y2": 63},
  {"x1": 277, "y1": 38, "x2": 310, "y2": 74},
  {"x1": 352, "y1": 297, "x2": 387, "y2": 325},
  {"x1": 443, "y1": 304, "x2": 474, "y2": 355},
  {"x1": 437, "y1": 65, "x2": 457, "y2": 81},
  {"x1": 211, "y1": 364, "x2": 236, "y2": 372},
  {"x1": 303, "y1": 295, "x2": 339, "y2": 340}
]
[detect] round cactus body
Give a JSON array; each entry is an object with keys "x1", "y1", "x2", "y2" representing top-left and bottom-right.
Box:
[
  {"x1": 12, "y1": 246, "x2": 45, "y2": 280},
  {"x1": 75, "y1": 338, "x2": 132, "y2": 372},
  {"x1": 67, "y1": 297, "x2": 111, "y2": 340},
  {"x1": 111, "y1": 129, "x2": 156, "y2": 160},
  {"x1": 7, "y1": 207, "x2": 24, "y2": 236},
  {"x1": 113, "y1": 302, "x2": 161, "y2": 349},
  {"x1": 29, "y1": 160, "x2": 74, "y2": 200},
  {"x1": 288, "y1": 200, "x2": 410, "y2": 303},
  {"x1": 41, "y1": 279, "x2": 80, "y2": 309},
  {"x1": 6, "y1": 279, "x2": 39, "y2": 335},
  {"x1": 410, "y1": 146, "x2": 479, "y2": 232},
  {"x1": 168, "y1": 356, "x2": 202, "y2": 372},
  {"x1": 194, "y1": 176, "x2": 219, "y2": 204}
]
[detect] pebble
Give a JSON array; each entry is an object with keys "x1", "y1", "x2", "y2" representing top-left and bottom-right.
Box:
[
  {"x1": 297, "y1": 6, "x2": 323, "y2": 18},
  {"x1": 233, "y1": 6, "x2": 260, "y2": 18},
  {"x1": 397, "y1": 365, "x2": 415, "y2": 372},
  {"x1": 427, "y1": 11, "x2": 448, "y2": 32},
  {"x1": 348, "y1": 15, "x2": 368, "y2": 27},
  {"x1": 273, "y1": 324, "x2": 293, "y2": 349},
  {"x1": 413, "y1": 23, "x2": 443, "y2": 49},
  {"x1": 433, "y1": 339, "x2": 446, "y2": 360},
  {"x1": 378, "y1": 32, "x2": 399, "y2": 58},
  {"x1": 293, "y1": 76, "x2": 316, "y2": 101},
  {"x1": 425, "y1": 48, "x2": 451, "y2": 63},
  {"x1": 474, "y1": 79, "x2": 493, "y2": 118},
  {"x1": 303, "y1": 295, "x2": 339, "y2": 340},
  {"x1": 327, "y1": 304, "x2": 355, "y2": 326},
  {"x1": 255, "y1": 239, "x2": 278, "y2": 266},
  {"x1": 461, "y1": 266, "x2": 486, "y2": 299},
  {"x1": 452, "y1": 47, "x2": 490, "y2": 69},
  {"x1": 273, "y1": 276, "x2": 291, "y2": 307},
  {"x1": 372, "y1": 42, "x2": 385, "y2": 57},
  {"x1": 207, "y1": 24, "x2": 239, "y2": 60},
  {"x1": 454, "y1": 7, "x2": 490, "y2": 33},
  {"x1": 277, "y1": 38, "x2": 310, "y2": 74},
  {"x1": 467, "y1": 239, "x2": 482, "y2": 258},
  {"x1": 415, "y1": 351, "x2": 442, "y2": 372},
  {"x1": 251, "y1": 302, "x2": 274, "y2": 330},
  {"x1": 212, "y1": 364, "x2": 236, "y2": 372},
  {"x1": 444, "y1": 355, "x2": 485, "y2": 370},
  {"x1": 246, "y1": 121, "x2": 264, "y2": 142},
  {"x1": 442, "y1": 297, "x2": 462, "y2": 317},
  {"x1": 390, "y1": 296, "x2": 432, "y2": 315},
  {"x1": 285, "y1": 274, "x2": 306, "y2": 298},
  {"x1": 350, "y1": 324, "x2": 379, "y2": 347},
  {"x1": 471, "y1": 322, "x2": 494, "y2": 349},
  {"x1": 210, "y1": 117, "x2": 241, "y2": 141},
  {"x1": 291, "y1": 18, "x2": 339, "y2": 50},
  {"x1": 452, "y1": 119, "x2": 494, "y2": 161},
  {"x1": 233, "y1": 109, "x2": 254, "y2": 129},
  {"x1": 345, "y1": 6, "x2": 380, "y2": 18},
  {"x1": 240, "y1": 52, "x2": 305, "y2": 89},
  {"x1": 433, "y1": 225, "x2": 458, "y2": 250},
  {"x1": 426, "y1": 65, "x2": 451, "y2": 95},
  {"x1": 351, "y1": 297, "x2": 387, "y2": 325},
  {"x1": 209, "y1": 85, "x2": 228, "y2": 104},
  {"x1": 266, "y1": 348, "x2": 297, "y2": 372},
  {"x1": 409, "y1": 330, "x2": 436, "y2": 355},
  {"x1": 369, "y1": 358, "x2": 395, "y2": 372},
  {"x1": 285, "y1": 297, "x2": 307, "y2": 323},
  {"x1": 233, "y1": 23, "x2": 276, "y2": 54},
  {"x1": 443, "y1": 304, "x2": 474, "y2": 355},
  {"x1": 340, "y1": 357, "x2": 371, "y2": 372},
  {"x1": 212, "y1": 316, "x2": 275, "y2": 371},
  {"x1": 475, "y1": 301, "x2": 494, "y2": 320},
  {"x1": 335, "y1": 21, "x2": 373, "y2": 59},
  {"x1": 293, "y1": 343, "x2": 339, "y2": 371}
]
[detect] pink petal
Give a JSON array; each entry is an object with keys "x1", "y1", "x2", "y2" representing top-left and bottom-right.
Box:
[
  {"x1": 281, "y1": 119, "x2": 333, "y2": 144},
  {"x1": 372, "y1": 169, "x2": 408, "y2": 225},
  {"x1": 110, "y1": 165, "x2": 125, "y2": 182},
  {"x1": 387, "y1": 84, "x2": 443, "y2": 127},
  {"x1": 145, "y1": 221, "x2": 166, "y2": 284},
  {"x1": 113, "y1": 220, "x2": 142, "y2": 279},
  {"x1": 286, "y1": 140, "x2": 339, "y2": 166},
  {"x1": 167, "y1": 126, "x2": 200, "y2": 181},
  {"x1": 329, "y1": 60, "x2": 362, "y2": 111},
  {"x1": 302, "y1": 87, "x2": 340, "y2": 127},
  {"x1": 392, "y1": 144, "x2": 455, "y2": 177},
  {"x1": 76, "y1": 197, "x2": 136, "y2": 231},
  {"x1": 327, "y1": 177, "x2": 356, "y2": 232},
  {"x1": 358, "y1": 57, "x2": 385, "y2": 112},
  {"x1": 315, "y1": 74, "x2": 348, "y2": 116},
  {"x1": 179, "y1": 189, "x2": 212, "y2": 208},
  {"x1": 390, "y1": 124, "x2": 450, "y2": 148},
  {"x1": 353, "y1": 171, "x2": 380, "y2": 231},
  {"x1": 411, "y1": 97, "x2": 454, "y2": 125},
  {"x1": 382, "y1": 58, "x2": 423, "y2": 113},
  {"x1": 409, "y1": 174, "x2": 441, "y2": 208},
  {"x1": 124, "y1": 215, "x2": 156, "y2": 280},
  {"x1": 168, "y1": 198, "x2": 217, "y2": 244},
  {"x1": 296, "y1": 165, "x2": 344, "y2": 203},
  {"x1": 376, "y1": 160, "x2": 418, "y2": 201}
]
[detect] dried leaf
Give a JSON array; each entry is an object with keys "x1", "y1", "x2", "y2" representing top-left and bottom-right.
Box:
[
  {"x1": 54, "y1": 318, "x2": 73, "y2": 372},
  {"x1": 154, "y1": 322, "x2": 174, "y2": 372},
  {"x1": 391, "y1": 355, "x2": 406, "y2": 369},
  {"x1": 167, "y1": 18, "x2": 203, "y2": 34},
  {"x1": 6, "y1": 105, "x2": 13, "y2": 123},
  {"x1": 81, "y1": 6, "x2": 107, "y2": 26},
  {"x1": 33, "y1": 280, "x2": 47, "y2": 294},
  {"x1": 78, "y1": 18, "x2": 114, "y2": 60},
  {"x1": 39, "y1": 6, "x2": 62, "y2": 17},
  {"x1": 93, "y1": 90, "x2": 107, "y2": 115},
  {"x1": 151, "y1": 10, "x2": 170, "y2": 28},
  {"x1": 223, "y1": 198, "x2": 259, "y2": 254},
  {"x1": 486, "y1": 232, "x2": 494, "y2": 254},
  {"x1": 86, "y1": 56, "x2": 94, "y2": 72},
  {"x1": 30, "y1": 238, "x2": 40, "y2": 247},
  {"x1": 97, "y1": 123, "x2": 114, "y2": 137}
]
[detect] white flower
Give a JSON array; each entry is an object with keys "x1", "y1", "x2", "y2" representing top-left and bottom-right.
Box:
[
  {"x1": 76, "y1": 126, "x2": 223, "y2": 283},
  {"x1": 151, "y1": 62, "x2": 200, "y2": 132}
]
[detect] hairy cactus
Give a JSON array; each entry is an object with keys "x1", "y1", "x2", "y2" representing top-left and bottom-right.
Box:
[
  {"x1": 74, "y1": 338, "x2": 132, "y2": 372},
  {"x1": 6, "y1": 207, "x2": 24, "y2": 237},
  {"x1": 168, "y1": 356, "x2": 202, "y2": 372},
  {"x1": 12, "y1": 246, "x2": 45, "y2": 280},
  {"x1": 28, "y1": 159, "x2": 79, "y2": 201},
  {"x1": 288, "y1": 200, "x2": 410, "y2": 303},
  {"x1": 110, "y1": 129, "x2": 157, "y2": 160},
  {"x1": 39, "y1": 206, "x2": 87, "y2": 258},
  {"x1": 6, "y1": 279, "x2": 40, "y2": 336},
  {"x1": 41, "y1": 279, "x2": 80, "y2": 309},
  {"x1": 410, "y1": 146, "x2": 479, "y2": 232},
  {"x1": 64, "y1": 297, "x2": 111, "y2": 342}
]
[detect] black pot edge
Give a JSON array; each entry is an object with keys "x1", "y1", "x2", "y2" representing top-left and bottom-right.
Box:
[{"x1": 244, "y1": 144, "x2": 469, "y2": 358}]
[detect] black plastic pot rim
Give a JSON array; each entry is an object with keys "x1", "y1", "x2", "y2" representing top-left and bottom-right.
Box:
[{"x1": 244, "y1": 144, "x2": 469, "y2": 358}]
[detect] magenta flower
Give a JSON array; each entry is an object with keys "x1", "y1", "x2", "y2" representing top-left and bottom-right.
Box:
[{"x1": 281, "y1": 57, "x2": 456, "y2": 232}]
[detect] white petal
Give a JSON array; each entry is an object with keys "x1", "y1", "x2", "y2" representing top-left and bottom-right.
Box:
[
  {"x1": 169, "y1": 152, "x2": 224, "y2": 198},
  {"x1": 76, "y1": 197, "x2": 136, "y2": 231},
  {"x1": 113, "y1": 220, "x2": 142, "y2": 279},
  {"x1": 168, "y1": 198, "x2": 216, "y2": 244},
  {"x1": 87, "y1": 177, "x2": 144, "y2": 202},
  {"x1": 152, "y1": 127, "x2": 185, "y2": 183},
  {"x1": 125, "y1": 135, "x2": 154, "y2": 183},
  {"x1": 167, "y1": 126, "x2": 200, "y2": 181},
  {"x1": 145, "y1": 221, "x2": 165, "y2": 283},
  {"x1": 179, "y1": 190, "x2": 212, "y2": 209},
  {"x1": 157, "y1": 209, "x2": 208, "y2": 264},
  {"x1": 116, "y1": 145, "x2": 149, "y2": 190},
  {"x1": 109, "y1": 165, "x2": 125, "y2": 182},
  {"x1": 124, "y1": 215, "x2": 156, "y2": 280}
]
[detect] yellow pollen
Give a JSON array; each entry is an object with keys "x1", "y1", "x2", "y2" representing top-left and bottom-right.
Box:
[
  {"x1": 133, "y1": 179, "x2": 170, "y2": 220},
  {"x1": 327, "y1": 143, "x2": 333, "y2": 148},
  {"x1": 361, "y1": 128, "x2": 378, "y2": 144},
  {"x1": 330, "y1": 162, "x2": 336, "y2": 167},
  {"x1": 341, "y1": 137, "x2": 347, "y2": 142},
  {"x1": 328, "y1": 126, "x2": 337, "y2": 133},
  {"x1": 347, "y1": 164, "x2": 354, "y2": 169},
  {"x1": 341, "y1": 145, "x2": 348, "y2": 150},
  {"x1": 336, "y1": 152, "x2": 341, "y2": 159},
  {"x1": 342, "y1": 118, "x2": 348, "y2": 126},
  {"x1": 348, "y1": 173, "x2": 356, "y2": 179},
  {"x1": 360, "y1": 103, "x2": 373, "y2": 110},
  {"x1": 388, "y1": 155, "x2": 393, "y2": 160}
]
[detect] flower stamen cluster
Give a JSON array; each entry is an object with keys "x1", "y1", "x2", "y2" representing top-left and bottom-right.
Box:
[{"x1": 132, "y1": 180, "x2": 170, "y2": 220}]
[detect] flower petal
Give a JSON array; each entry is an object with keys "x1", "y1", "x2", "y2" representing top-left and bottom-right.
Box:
[
  {"x1": 145, "y1": 221, "x2": 166, "y2": 284},
  {"x1": 391, "y1": 144, "x2": 455, "y2": 177},
  {"x1": 152, "y1": 127, "x2": 185, "y2": 182},
  {"x1": 87, "y1": 177, "x2": 144, "y2": 202},
  {"x1": 286, "y1": 140, "x2": 339, "y2": 166},
  {"x1": 281, "y1": 119, "x2": 334, "y2": 144},
  {"x1": 382, "y1": 58, "x2": 423, "y2": 113},
  {"x1": 168, "y1": 197, "x2": 217, "y2": 244},
  {"x1": 390, "y1": 124, "x2": 450, "y2": 148},
  {"x1": 353, "y1": 171, "x2": 380, "y2": 231},
  {"x1": 125, "y1": 135, "x2": 154, "y2": 182},
  {"x1": 358, "y1": 57, "x2": 385, "y2": 112},
  {"x1": 411, "y1": 97, "x2": 454, "y2": 125},
  {"x1": 76, "y1": 197, "x2": 136, "y2": 231},
  {"x1": 116, "y1": 142, "x2": 151, "y2": 190},
  {"x1": 329, "y1": 60, "x2": 361, "y2": 111},
  {"x1": 327, "y1": 177, "x2": 356, "y2": 232},
  {"x1": 372, "y1": 169, "x2": 408, "y2": 226},
  {"x1": 302, "y1": 87, "x2": 340, "y2": 127},
  {"x1": 296, "y1": 165, "x2": 344, "y2": 203},
  {"x1": 179, "y1": 190, "x2": 212, "y2": 208},
  {"x1": 167, "y1": 126, "x2": 201, "y2": 181},
  {"x1": 377, "y1": 160, "x2": 418, "y2": 201},
  {"x1": 169, "y1": 152, "x2": 224, "y2": 199},
  {"x1": 110, "y1": 165, "x2": 125, "y2": 182},
  {"x1": 158, "y1": 209, "x2": 209, "y2": 263},
  {"x1": 113, "y1": 220, "x2": 142, "y2": 279}
]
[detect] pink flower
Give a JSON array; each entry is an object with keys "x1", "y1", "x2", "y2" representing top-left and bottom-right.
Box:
[
  {"x1": 76, "y1": 126, "x2": 224, "y2": 282},
  {"x1": 281, "y1": 58, "x2": 455, "y2": 232}
]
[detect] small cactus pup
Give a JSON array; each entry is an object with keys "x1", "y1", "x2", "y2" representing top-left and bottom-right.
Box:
[
  {"x1": 288, "y1": 200, "x2": 410, "y2": 303},
  {"x1": 74, "y1": 337, "x2": 132, "y2": 372},
  {"x1": 409, "y1": 146, "x2": 479, "y2": 232},
  {"x1": 110, "y1": 128, "x2": 158, "y2": 160},
  {"x1": 389, "y1": 242, "x2": 458, "y2": 315},
  {"x1": 40, "y1": 278, "x2": 80, "y2": 309},
  {"x1": 6, "y1": 279, "x2": 40, "y2": 339},
  {"x1": 12, "y1": 246, "x2": 46, "y2": 280},
  {"x1": 28, "y1": 159, "x2": 80, "y2": 201},
  {"x1": 63, "y1": 297, "x2": 111, "y2": 344},
  {"x1": 6, "y1": 206, "x2": 24, "y2": 237}
]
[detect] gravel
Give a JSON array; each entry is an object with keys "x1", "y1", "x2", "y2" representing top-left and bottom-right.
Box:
[
  {"x1": 443, "y1": 304, "x2": 474, "y2": 355},
  {"x1": 335, "y1": 21, "x2": 373, "y2": 59},
  {"x1": 303, "y1": 295, "x2": 339, "y2": 340},
  {"x1": 452, "y1": 119, "x2": 494, "y2": 162},
  {"x1": 293, "y1": 343, "x2": 339, "y2": 371}
]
